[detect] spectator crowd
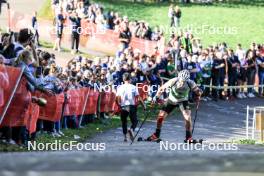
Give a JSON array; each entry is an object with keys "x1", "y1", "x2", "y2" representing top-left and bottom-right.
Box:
[
  {"x1": 0, "y1": 0, "x2": 264, "y2": 146},
  {"x1": 51, "y1": 0, "x2": 165, "y2": 53}
]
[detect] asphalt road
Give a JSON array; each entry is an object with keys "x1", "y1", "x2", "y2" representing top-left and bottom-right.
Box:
[{"x1": 0, "y1": 98, "x2": 264, "y2": 176}]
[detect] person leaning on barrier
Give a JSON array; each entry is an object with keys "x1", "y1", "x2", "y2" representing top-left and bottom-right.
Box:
[
  {"x1": 116, "y1": 72, "x2": 146, "y2": 142},
  {"x1": 14, "y1": 50, "x2": 54, "y2": 98}
]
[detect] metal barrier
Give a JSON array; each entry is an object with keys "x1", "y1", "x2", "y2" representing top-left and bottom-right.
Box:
[{"x1": 246, "y1": 106, "x2": 264, "y2": 142}]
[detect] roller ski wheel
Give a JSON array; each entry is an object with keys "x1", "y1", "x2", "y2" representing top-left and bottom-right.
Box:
[
  {"x1": 184, "y1": 138, "x2": 203, "y2": 144},
  {"x1": 137, "y1": 136, "x2": 162, "y2": 143}
]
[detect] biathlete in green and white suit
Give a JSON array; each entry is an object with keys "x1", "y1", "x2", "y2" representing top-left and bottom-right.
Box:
[{"x1": 147, "y1": 70, "x2": 203, "y2": 142}]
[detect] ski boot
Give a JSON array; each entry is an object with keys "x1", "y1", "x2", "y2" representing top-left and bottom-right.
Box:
[{"x1": 146, "y1": 133, "x2": 162, "y2": 143}]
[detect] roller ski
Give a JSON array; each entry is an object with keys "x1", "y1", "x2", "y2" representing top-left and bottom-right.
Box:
[
  {"x1": 137, "y1": 133, "x2": 162, "y2": 143},
  {"x1": 184, "y1": 138, "x2": 204, "y2": 144}
]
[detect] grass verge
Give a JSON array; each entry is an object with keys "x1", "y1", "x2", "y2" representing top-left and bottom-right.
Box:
[
  {"x1": 0, "y1": 117, "x2": 120, "y2": 152},
  {"x1": 39, "y1": 0, "x2": 264, "y2": 48},
  {"x1": 235, "y1": 139, "x2": 264, "y2": 145},
  {"x1": 38, "y1": 0, "x2": 53, "y2": 21},
  {"x1": 92, "y1": 0, "x2": 263, "y2": 48}
]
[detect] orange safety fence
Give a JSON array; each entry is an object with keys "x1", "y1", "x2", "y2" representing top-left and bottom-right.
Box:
[
  {"x1": 0, "y1": 65, "x2": 23, "y2": 119},
  {"x1": 64, "y1": 89, "x2": 81, "y2": 116},
  {"x1": 0, "y1": 65, "x2": 151, "y2": 132},
  {"x1": 100, "y1": 91, "x2": 117, "y2": 113},
  {"x1": 38, "y1": 92, "x2": 64, "y2": 122},
  {"x1": 0, "y1": 66, "x2": 32, "y2": 128},
  {"x1": 26, "y1": 102, "x2": 39, "y2": 134},
  {"x1": 76, "y1": 88, "x2": 88, "y2": 115},
  {"x1": 84, "y1": 89, "x2": 100, "y2": 115},
  {"x1": 1, "y1": 77, "x2": 31, "y2": 127}
]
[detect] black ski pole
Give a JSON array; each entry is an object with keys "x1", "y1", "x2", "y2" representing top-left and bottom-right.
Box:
[
  {"x1": 130, "y1": 109, "x2": 149, "y2": 145},
  {"x1": 192, "y1": 100, "x2": 200, "y2": 135}
]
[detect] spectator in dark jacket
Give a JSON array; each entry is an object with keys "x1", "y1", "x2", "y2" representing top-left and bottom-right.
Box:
[
  {"x1": 69, "y1": 11, "x2": 81, "y2": 54},
  {"x1": 246, "y1": 50, "x2": 256, "y2": 98},
  {"x1": 119, "y1": 22, "x2": 131, "y2": 49},
  {"x1": 212, "y1": 52, "x2": 226, "y2": 101},
  {"x1": 227, "y1": 49, "x2": 240, "y2": 99}
]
